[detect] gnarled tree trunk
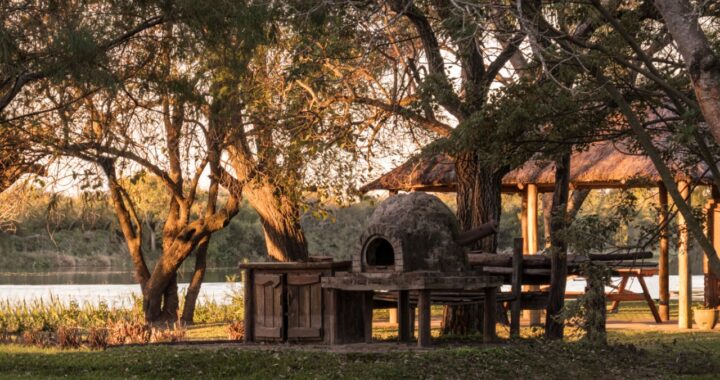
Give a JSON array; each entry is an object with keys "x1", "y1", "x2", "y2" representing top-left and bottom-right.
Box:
[
  {"x1": 244, "y1": 180, "x2": 308, "y2": 262},
  {"x1": 442, "y1": 152, "x2": 505, "y2": 334}
]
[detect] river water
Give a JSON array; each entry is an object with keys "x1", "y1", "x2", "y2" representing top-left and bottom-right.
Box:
[
  {"x1": 0, "y1": 268, "x2": 707, "y2": 307},
  {"x1": 0, "y1": 268, "x2": 240, "y2": 307}
]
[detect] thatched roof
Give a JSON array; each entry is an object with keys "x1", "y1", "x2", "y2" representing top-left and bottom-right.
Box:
[{"x1": 360, "y1": 139, "x2": 712, "y2": 194}]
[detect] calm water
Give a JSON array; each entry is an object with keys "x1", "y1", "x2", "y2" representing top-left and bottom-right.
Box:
[
  {"x1": 0, "y1": 268, "x2": 707, "y2": 307},
  {"x1": 0, "y1": 268, "x2": 241, "y2": 307}
]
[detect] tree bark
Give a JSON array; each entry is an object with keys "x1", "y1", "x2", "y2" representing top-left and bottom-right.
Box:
[
  {"x1": 443, "y1": 152, "x2": 505, "y2": 335},
  {"x1": 244, "y1": 180, "x2": 308, "y2": 262},
  {"x1": 654, "y1": 0, "x2": 720, "y2": 147},
  {"x1": 181, "y1": 237, "x2": 209, "y2": 323},
  {"x1": 545, "y1": 152, "x2": 570, "y2": 340}
]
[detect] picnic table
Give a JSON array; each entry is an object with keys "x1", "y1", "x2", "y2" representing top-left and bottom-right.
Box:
[{"x1": 606, "y1": 266, "x2": 662, "y2": 323}]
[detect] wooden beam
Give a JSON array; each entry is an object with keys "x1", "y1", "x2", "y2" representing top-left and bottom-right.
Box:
[
  {"x1": 510, "y1": 238, "x2": 523, "y2": 337},
  {"x1": 398, "y1": 290, "x2": 411, "y2": 342},
  {"x1": 677, "y1": 180, "x2": 692, "y2": 329},
  {"x1": 658, "y1": 184, "x2": 670, "y2": 321},
  {"x1": 417, "y1": 290, "x2": 432, "y2": 347}
]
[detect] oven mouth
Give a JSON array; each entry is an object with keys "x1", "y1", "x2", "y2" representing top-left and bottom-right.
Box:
[{"x1": 363, "y1": 236, "x2": 395, "y2": 270}]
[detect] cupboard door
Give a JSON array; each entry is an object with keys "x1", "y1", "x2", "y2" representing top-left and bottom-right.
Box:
[
  {"x1": 287, "y1": 273, "x2": 322, "y2": 339},
  {"x1": 254, "y1": 273, "x2": 284, "y2": 339}
]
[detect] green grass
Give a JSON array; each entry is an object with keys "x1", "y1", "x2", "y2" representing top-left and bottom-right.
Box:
[{"x1": 1, "y1": 330, "x2": 719, "y2": 379}]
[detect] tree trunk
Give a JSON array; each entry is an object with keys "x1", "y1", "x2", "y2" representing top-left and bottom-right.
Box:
[
  {"x1": 655, "y1": 0, "x2": 720, "y2": 146},
  {"x1": 546, "y1": 152, "x2": 571, "y2": 340},
  {"x1": 443, "y1": 151, "x2": 505, "y2": 335},
  {"x1": 244, "y1": 180, "x2": 308, "y2": 262},
  {"x1": 181, "y1": 237, "x2": 209, "y2": 323},
  {"x1": 143, "y1": 241, "x2": 196, "y2": 323},
  {"x1": 542, "y1": 193, "x2": 553, "y2": 249},
  {"x1": 542, "y1": 189, "x2": 589, "y2": 249}
]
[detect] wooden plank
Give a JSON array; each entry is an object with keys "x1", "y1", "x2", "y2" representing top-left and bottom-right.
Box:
[
  {"x1": 287, "y1": 273, "x2": 321, "y2": 286},
  {"x1": 287, "y1": 273, "x2": 323, "y2": 340},
  {"x1": 322, "y1": 272, "x2": 503, "y2": 291},
  {"x1": 243, "y1": 269, "x2": 254, "y2": 343},
  {"x1": 637, "y1": 275, "x2": 662, "y2": 323},
  {"x1": 510, "y1": 238, "x2": 523, "y2": 337},
  {"x1": 253, "y1": 273, "x2": 283, "y2": 339},
  {"x1": 287, "y1": 327, "x2": 321, "y2": 338},
  {"x1": 418, "y1": 290, "x2": 431, "y2": 347},
  {"x1": 606, "y1": 293, "x2": 646, "y2": 302},
  {"x1": 239, "y1": 261, "x2": 352, "y2": 271},
  {"x1": 483, "y1": 287, "x2": 496, "y2": 343},
  {"x1": 256, "y1": 326, "x2": 282, "y2": 338},
  {"x1": 610, "y1": 276, "x2": 629, "y2": 312}
]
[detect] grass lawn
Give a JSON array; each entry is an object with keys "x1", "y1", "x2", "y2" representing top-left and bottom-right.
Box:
[
  {"x1": 2, "y1": 301, "x2": 719, "y2": 379},
  {"x1": 1, "y1": 329, "x2": 719, "y2": 379}
]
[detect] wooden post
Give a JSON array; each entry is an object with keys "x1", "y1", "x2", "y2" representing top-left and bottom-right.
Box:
[
  {"x1": 397, "y1": 290, "x2": 411, "y2": 342},
  {"x1": 526, "y1": 184, "x2": 541, "y2": 326},
  {"x1": 677, "y1": 180, "x2": 692, "y2": 329},
  {"x1": 243, "y1": 269, "x2": 255, "y2": 343},
  {"x1": 510, "y1": 238, "x2": 523, "y2": 337},
  {"x1": 483, "y1": 287, "x2": 497, "y2": 343},
  {"x1": 704, "y1": 196, "x2": 720, "y2": 308},
  {"x1": 658, "y1": 184, "x2": 670, "y2": 321},
  {"x1": 417, "y1": 290, "x2": 432, "y2": 347},
  {"x1": 363, "y1": 291, "x2": 374, "y2": 342}
]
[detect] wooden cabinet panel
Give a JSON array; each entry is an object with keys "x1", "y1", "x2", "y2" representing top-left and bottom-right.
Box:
[
  {"x1": 287, "y1": 273, "x2": 322, "y2": 339},
  {"x1": 254, "y1": 273, "x2": 284, "y2": 339}
]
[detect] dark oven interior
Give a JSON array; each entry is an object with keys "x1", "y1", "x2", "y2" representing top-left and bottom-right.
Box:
[{"x1": 363, "y1": 236, "x2": 395, "y2": 271}]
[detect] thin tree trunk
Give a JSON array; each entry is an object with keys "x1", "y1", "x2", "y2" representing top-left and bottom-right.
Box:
[
  {"x1": 654, "y1": 0, "x2": 720, "y2": 146},
  {"x1": 181, "y1": 237, "x2": 209, "y2": 323},
  {"x1": 601, "y1": 76, "x2": 720, "y2": 278},
  {"x1": 542, "y1": 189, "x2": 589, "y2": 249},
  {"x1": 546, "y1": 152, "x2": 570, "y2": 340}
]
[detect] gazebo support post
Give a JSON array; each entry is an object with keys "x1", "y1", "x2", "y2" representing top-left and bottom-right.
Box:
[
  {"x1": 658, "y1": 184, "x2": 670, "y2": 321},
  {"x1": 704, "y1": 190, "x2": 720, "y2": 308},
  {"x1": 525, "y1": 184, "x2": 541, "y2": 325},
  {"x1": 677, "y1": 180, "x2": 692, "y2": 329}
]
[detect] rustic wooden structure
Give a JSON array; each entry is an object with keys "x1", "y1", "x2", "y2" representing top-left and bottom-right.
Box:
[
  {"x1": 322, "y1": 192, "x2": 504, "y2": 347},
  {"x1": 239, "y1": 259, "x2": 368, "y2": 344},
  {"x1": 361, "y1": 138, "x2": 720, "y2": 328},
  {"x1": 470, "y1": 239, "x2": 658, "y2": 333}
]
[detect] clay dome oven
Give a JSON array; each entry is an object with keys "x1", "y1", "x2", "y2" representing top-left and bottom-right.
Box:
[{"x1": 354, "y1": 192, "x2": 495, "y2": 274}]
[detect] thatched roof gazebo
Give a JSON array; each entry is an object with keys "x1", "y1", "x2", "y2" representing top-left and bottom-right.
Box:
[
  {"x1": 361, "y1": 139, "x2": 720, "y2": 328},
  {"x1": 361, "y1": 139, "x2": 712, "y2": 194}
]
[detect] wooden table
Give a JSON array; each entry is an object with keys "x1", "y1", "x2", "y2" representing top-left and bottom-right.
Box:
[
  {"x1": 322, "y1": 271, "x2": 503, "y2": 347},
  {"x1": 607, "y1": 267, "x2": 662, "y2": 323}
]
